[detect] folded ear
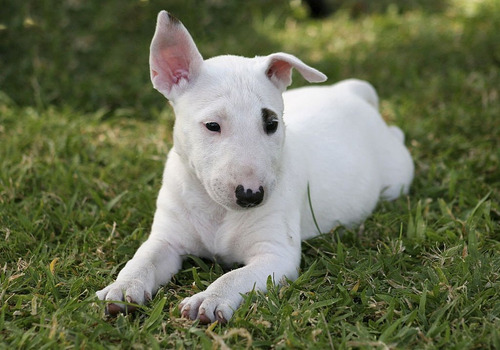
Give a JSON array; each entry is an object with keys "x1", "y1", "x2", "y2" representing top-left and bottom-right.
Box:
[
  {"x1": 264, "y1": 53, "x2": 327, "y2": 92},
  {"x1": 149, "y1": 11, "x2": 203, "y2": 100}
]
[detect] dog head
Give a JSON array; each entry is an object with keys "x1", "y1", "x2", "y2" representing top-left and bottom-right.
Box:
[{"x1": 150, "y1": 11, "x2": 326, "y2": 210}]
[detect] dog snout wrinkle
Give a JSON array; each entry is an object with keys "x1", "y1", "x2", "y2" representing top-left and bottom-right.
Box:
[{"x1": 235, "y1": 185, "x2": 264, "y2": 208}]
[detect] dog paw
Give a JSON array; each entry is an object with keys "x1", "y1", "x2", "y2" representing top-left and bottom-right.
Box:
[
  {"x1": 96, "y1": 279, "x2": 152, "y2": 316},
  {"x1": 179, "y1": 292, "x2": 234, "y2": 324}
]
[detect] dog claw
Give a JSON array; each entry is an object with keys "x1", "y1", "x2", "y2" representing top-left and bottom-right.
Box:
[
  {"x1": 180, "y1": 305, "x2": 190, "y2": 319},
  {"x1": 198, "y1": 308, "x2": 212, "y2": 324},
  {"x1": 104, "y1": 296, "x2": 141, "y2": 316},
  {"x1": 216, "y1": 310, "x2": 227, "y2": 324},
  {"x1": 125, "y1": 296, "x2": 139, "y2": 313},
  {"x1": 107, "y1": 303, "x2": 122, "y2": 316}
]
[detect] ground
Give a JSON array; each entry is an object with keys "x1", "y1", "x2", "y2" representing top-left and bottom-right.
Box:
[{"x1": 1, "y1": 0, "x2": 499, "y2": 348}]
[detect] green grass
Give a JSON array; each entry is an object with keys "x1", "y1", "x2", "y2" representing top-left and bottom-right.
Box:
[{"x1": 1, "y1": 0, "x2": 499, "y2": 348}]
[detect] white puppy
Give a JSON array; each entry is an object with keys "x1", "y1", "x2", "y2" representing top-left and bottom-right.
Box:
[{"x1": 96, "y1": 11, "x2": 414, "y2": 324}]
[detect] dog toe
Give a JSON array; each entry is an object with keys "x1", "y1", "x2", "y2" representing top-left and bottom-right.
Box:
[
  {"x1": 198, "y1": 308, "x2": 212, "y2": 324},
  {"x1": 179, "y1": 295, "x2": 204, "y2": 320},
  {"x1": 97, "y1": 280, "x2": 151, "y2": 316},
  {"x1": 180, "y1": 292, "x2": 235, "y2": 324}
]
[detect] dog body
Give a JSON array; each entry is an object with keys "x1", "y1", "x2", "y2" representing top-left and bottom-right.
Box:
[{"x1": 96, "y1": 11, "x2": 414, "y2": 324}]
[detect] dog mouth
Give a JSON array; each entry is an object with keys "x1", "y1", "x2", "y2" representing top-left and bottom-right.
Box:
[{"x1": 237, "y1": 202, "x2": 260, "y2": 209}]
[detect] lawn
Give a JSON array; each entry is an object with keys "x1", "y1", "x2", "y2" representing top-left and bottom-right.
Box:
[{"x1": 1, "y1": 0, "x2": 499, "y2": 348}]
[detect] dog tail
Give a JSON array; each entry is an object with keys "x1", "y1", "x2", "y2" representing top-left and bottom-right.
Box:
[
  {"x1": 341, "y1": 80, "x2": 406, "y2": 143},
  {"x1": 340, "y1": 79, "x2": 379, "y2": 110}
]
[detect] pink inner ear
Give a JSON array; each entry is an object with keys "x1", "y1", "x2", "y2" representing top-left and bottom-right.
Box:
[
  {"x1": 152, "y1": 50, "x2": 191, "y2": 91},
  {"x1": 267, "y1": 60, "x2": 291, "y2": 80},
  {"x1": 171, "y1": 68, "x2": 189, "y2": 84}
]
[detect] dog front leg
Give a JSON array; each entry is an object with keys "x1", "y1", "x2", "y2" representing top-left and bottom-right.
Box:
[
  {"x1": 96, "y1": 236, "x2": 182, "y2": 315},
  {"x1": 179, "y1": 252, "x2": 299, "y2": 324}
]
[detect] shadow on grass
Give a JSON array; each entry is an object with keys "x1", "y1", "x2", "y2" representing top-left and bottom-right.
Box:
[
  {"x1": 4, "y1": 0, "x2": 494, "y2": 115},
  {"x1": 0, "y1": 0, "x2": 287, "y2": 115}
]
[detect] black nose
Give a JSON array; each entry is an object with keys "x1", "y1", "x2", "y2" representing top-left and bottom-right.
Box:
[{"x1": 235, "y1": 185, "x2": 264, "y2": 208}]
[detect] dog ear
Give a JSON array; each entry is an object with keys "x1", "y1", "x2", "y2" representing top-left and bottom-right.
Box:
[
  {"x1": 264, "y1": 53, "x2": 327, "y2": 91},
  {"x1": 150, "y1": 11, "x2": 203, "y2": 100}
]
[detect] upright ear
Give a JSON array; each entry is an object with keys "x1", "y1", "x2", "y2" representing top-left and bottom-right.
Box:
[
  {"x1": 264, "y1": 53, "x2": 327, "y2": 92},
  {"x1": 149, "y1": 11, "x2": 203, "y2": 100}
]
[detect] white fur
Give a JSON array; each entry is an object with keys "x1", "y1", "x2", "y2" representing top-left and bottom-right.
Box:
[{"x1": 96, "y1": 11, "x2": 414, "y2": 324}]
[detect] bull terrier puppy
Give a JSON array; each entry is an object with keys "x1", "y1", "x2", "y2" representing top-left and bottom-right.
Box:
[{"x1": 96, "y1": 11, "x2": 414, "y2": 324}]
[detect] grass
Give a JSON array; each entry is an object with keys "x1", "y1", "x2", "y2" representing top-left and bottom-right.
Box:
[{"x1": 1, "y1": 0, "x2": 499, "y2": 348}]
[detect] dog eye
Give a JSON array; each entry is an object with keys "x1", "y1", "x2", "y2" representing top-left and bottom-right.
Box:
[
  {"x1": 265, "y1": 118, "x2": 279, "y2": 134},
  {"x1": 205, "y1": 122, "x2": 221, "y2": 132},
  {"x1": 262, "y1": 108, "x2": 278, "y2": 135}
]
